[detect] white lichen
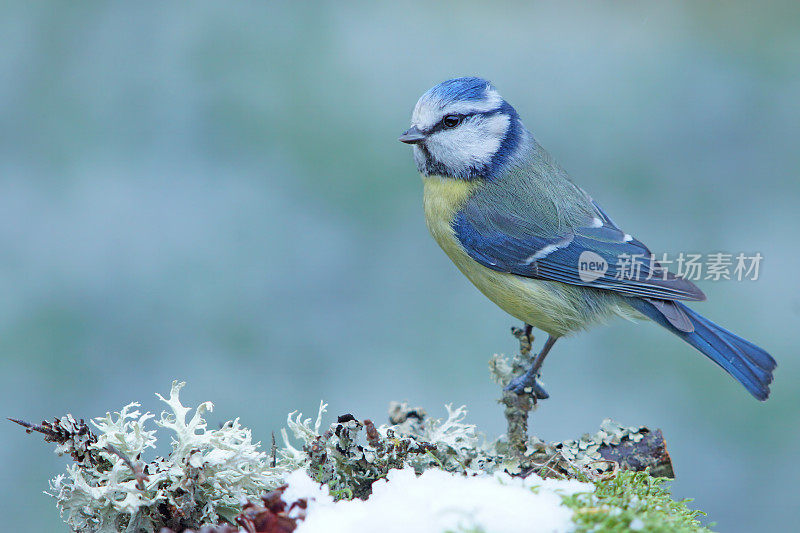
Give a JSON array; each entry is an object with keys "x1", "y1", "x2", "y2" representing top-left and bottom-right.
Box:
[{"x1": 47, "y1": 381, "x2": 285, "y2": 532}]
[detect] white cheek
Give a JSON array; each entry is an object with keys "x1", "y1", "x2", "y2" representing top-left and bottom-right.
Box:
[
  {"x1": 484, "y1": 112, "x2": 510, "y2": 137},
  {"x1": 428, "y1": 114, "x2": 510, "y2": 172}
]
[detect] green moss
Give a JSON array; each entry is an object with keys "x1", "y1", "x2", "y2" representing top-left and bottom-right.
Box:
[{"x1": 562, "y1": 470, "x2": 712, "y2": 532}]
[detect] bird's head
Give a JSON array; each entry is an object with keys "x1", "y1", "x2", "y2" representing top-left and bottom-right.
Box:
[{"x1": 399, "y1": 77, "x2": 526, "y2": 180}]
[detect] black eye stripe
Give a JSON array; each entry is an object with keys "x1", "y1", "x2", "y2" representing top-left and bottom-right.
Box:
[
  {"x1": 425, "y1": 114, "x2": 466, "y2": 134},
  {"x1": 422, "y1": 108, "x2": 504, "y2": 135}
]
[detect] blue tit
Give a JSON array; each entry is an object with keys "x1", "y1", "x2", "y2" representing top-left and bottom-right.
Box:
[{"x1": 399, "y1": 77, "x2": 776, "y2": 400}]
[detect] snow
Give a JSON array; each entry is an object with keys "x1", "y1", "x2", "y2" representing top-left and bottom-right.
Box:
[
  {"x1": 283, "y1": 469, "x2": 334, "y2": 511},
  {"x1": 285, "y1": 468, "x2": 593, "y2": 533}
]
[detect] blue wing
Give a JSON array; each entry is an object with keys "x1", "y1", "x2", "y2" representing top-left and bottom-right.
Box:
[{"x1": 453, "y1": 199, "x2": 706, "y2": 302}]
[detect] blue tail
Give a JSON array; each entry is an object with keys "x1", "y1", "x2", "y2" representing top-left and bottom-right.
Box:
[{"x1": 630, "y1": 299, "x2": 776, "y2": 400}]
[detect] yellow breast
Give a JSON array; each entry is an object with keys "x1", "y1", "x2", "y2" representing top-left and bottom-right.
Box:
[
  {"x1": 421, "y1": 175, "x2": 478, "y2": 257},
  {"x1": 421, "y1": 175, "x2": 627, "y2": 336}
]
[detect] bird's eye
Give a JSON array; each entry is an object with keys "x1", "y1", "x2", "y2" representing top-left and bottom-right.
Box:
[{"x1": 443, "y1": 114, "x2": 462, "y2": 128}]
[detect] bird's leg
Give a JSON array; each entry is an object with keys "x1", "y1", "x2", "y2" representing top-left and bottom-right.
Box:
[
  {"x1": 508, "y1": 324, "x2": 549, "y2": 399},
  {"x1": 505, "y1": 334, "x2": 557, "y2": 398}
]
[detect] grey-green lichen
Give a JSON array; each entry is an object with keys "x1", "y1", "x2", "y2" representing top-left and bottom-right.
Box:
[
  {"x1": 25, "y1": 380, "x2": 709, "y2": 532},
  {"x1": 280, "y1": 401, "x2": 486, "y2": 500},
  {"x1": 279, "y1": 397, "x2": 654, "y2": 500}
]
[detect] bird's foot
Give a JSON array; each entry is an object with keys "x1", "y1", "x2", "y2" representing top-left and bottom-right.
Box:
[
  {"x1": 504, "y1": 372, "x2": 549, "y2": 400},
  {"x1": 506, "y1": 324, "x2": 550, "y2": 400}
]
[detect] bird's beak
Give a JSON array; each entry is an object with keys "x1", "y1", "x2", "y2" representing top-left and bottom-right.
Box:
[{"x1": 398, "y1": 125, "x2": 426, "y2": 144}]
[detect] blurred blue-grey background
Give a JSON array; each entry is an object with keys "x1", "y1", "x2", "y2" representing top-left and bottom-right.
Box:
[{"x1": 1, "y1": 2, "x2": 798, "y2": 531}]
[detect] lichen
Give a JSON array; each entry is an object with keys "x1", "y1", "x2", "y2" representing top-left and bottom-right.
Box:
[
  {"x1": 17, "y1": 380, "x2": 710, "y2": 532},
  {"x1": 44, "y1": 381, "x2": 285, "y2": 532},
  {"x1": 279, "y1": 401, "x2": 486, "y2": 500}
]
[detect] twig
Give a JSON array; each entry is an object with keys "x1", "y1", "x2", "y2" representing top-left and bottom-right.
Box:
[
  {"x1": 104, "y1": 444, "x2": 149, "y2": 490},
  {"x1": 500, "y1": 325, "x2": 537, "y2": 455},
  {"x1": 8, "y1": 417, "x2": 59, "y2": 438}
]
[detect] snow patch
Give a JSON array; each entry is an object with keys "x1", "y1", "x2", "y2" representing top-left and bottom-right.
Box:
[{"x1": 284, "y1": 467, "x2": 592, "y2": 533}]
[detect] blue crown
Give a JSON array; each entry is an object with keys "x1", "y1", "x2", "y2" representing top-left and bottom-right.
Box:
[{"x1": 424, "y1": 77, "x2": 495, "y2": 105}]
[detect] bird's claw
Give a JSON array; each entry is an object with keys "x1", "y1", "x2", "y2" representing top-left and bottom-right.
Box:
[{"x1": 504, "y1": 374, "x2": 549, "y2": 400}]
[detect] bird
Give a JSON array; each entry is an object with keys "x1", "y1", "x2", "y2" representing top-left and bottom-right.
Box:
[{"x1": 399, "y1": 76, "x2": 776, "y2": 401}]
